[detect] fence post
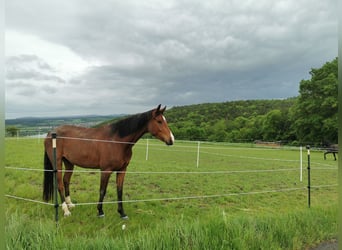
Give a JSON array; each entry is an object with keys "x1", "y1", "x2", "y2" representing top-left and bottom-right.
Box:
[
  {"x1": 145, "y1": 139, "x2": 149, "y2": 161},
  {"x1": 37, "y1": 128, "x2": 41, "y2": 143},
  {"x1": 52, "y1": 132, "x2": 59, "y2": 226},
  {"x1": 300, "y1": 146, "x2": 303, "y2": 182},
  {"x1": 196, "y1": 141, "x2": 200, "y2": 168},
  {"x1": 306, "y1": 145, "x2": 311, "y2": 208}
]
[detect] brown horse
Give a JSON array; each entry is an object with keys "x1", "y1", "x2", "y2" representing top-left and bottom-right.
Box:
[{"x1": 43, "y1": 104, "x2": 174, "y2": 219}]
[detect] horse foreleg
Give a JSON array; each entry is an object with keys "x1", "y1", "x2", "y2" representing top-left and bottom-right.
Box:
[
  {"x1": 63, "y1": 159, "x2": 75, "y2": 209},
  {"x1": 97, "y1": 171, "x2": 112, "y2": 217},
  {"x1": 116, "y1": 169, "x2": 128, "y2": 219}
]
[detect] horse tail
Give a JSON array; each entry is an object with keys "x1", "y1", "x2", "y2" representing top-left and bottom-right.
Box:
[{"x1": 43, "y1": 151, "x2": 54, "y2": 201}]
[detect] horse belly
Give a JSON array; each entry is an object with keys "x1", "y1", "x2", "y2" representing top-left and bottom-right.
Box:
[
  {"x1": 62, "y1": 142, "x2": 101, "y2": 168},
  {"x1": 62, "y1": 142, "x2": 125, "y2": 170}
]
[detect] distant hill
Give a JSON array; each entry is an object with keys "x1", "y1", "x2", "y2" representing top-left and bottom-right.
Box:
[
  {"x1": 165, "y1": 98, "x2": 296, "y2": 124},
  {"x1": 5, "y1": 99, "x2": 296, "y2": 141},
  {"x1": 5, "y1": 115, "x2": 125, "y2": 129},
  {"x1": 163, "y1": 98, "x2": 297, "y2": 142}
]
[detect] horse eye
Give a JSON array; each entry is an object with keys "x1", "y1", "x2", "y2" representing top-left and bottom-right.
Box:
[{"x1": 157, "y1": 120, "x2": 162, "y2": 124}]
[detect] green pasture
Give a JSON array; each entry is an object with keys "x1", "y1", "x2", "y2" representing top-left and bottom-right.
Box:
[{"x1": 5, "y1": 138, "x2": 338, "y2": 249}]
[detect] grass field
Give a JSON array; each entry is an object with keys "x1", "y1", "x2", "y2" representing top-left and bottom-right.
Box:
[{"x1": 5, "y1": 138, "x2": 338, "y2": 249}]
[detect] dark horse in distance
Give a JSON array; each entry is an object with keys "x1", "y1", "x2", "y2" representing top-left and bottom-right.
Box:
[
  {"x1": 43, "y1": 105, "x2": 174, "y2": 219},
  {"x1": 324, "y1": 144, "x2": 338, "y2": 161}
]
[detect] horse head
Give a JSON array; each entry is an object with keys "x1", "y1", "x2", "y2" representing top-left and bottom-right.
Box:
[{"x1": 148, "y1": 104, "x2": 174, "y2": 146}]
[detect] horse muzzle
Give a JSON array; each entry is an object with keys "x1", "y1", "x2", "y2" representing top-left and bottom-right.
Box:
[
  {"x1": 165, "y1": 133, "x2": 174, "y2": 146},
  {"x1": 166, "y1": 139, "x2": 174, "y2": 146}
]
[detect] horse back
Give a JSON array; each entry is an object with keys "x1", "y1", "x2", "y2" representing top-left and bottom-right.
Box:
[
  {"x1": 45, "y1": 125, "x2": 130, "y2": 170},
  {"x1": 327, "y1": 144, "x2": 338, "y2": 152}
]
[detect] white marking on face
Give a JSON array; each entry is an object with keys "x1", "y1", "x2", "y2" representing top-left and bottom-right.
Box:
[
  {"x1": 162, "y1": 115, "x2": 174, "y2": 144},
  {"x1": 170, "y1": 132, "x2": 175, "y2": 143}
]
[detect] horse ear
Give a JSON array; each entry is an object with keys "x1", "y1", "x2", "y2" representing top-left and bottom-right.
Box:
[
  {"x1": 152, "y1": 104, "x2": 162, "y2": 117},
  {"x1": 154, "y1": 104, "x2": 166, "y2": 116},
  {"x1": 160, "y1": 106, "x2": 166, "y2": 113},
  {"x1": 156, "y1": 104, "x2": 161, "y2": 112}
]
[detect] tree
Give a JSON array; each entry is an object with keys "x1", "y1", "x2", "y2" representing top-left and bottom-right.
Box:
[
  {"x1": 208, "y1": 119, "x2": 228, "y2": 142},
  {"x1": 291, "y1": 58, "x2": 338, "y2": 144},
  {"x1": 262, "y1": 110, "x2": 283, "y2": 141}
]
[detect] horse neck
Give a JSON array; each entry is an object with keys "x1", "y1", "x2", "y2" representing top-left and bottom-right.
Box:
[
  {"x1": 125, "y1": 127, "x2": 148, "y2": 144},
  {"x1": 109, "y1": 125, "x2": 148, "y2": 145}
]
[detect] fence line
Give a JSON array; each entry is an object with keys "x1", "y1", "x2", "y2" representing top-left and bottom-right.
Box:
[
  {"x1": 6, "y1": 136, "x2": 323, "y2": 151},
  {"x1": 308, "y1": 167, "x2": 338, "y2": 170},
  {"x1": 146, "y1": 147, "x2": 302, "y2": 164},
  {"x1": 50, "y1": 187, "x2": 309, "y2": 206},
  {"x1": 5, "y1": 136, "x2": 338, "y2": 220},
  {"x1": 200, "y1": 150, "x2": 300, "y2": 163},
  {"x1": 5, "y1": 184, "x2": 338, "y2": 207},
  {"x1": 311, "y1": 161, "x2": 338, "y2": 168},
  {"x1": 5, "y1": 167, "x2": 47, "y2": 172},
  {"x1": 5, "y1": 137, "x2": 337, "y2": 168},
  {"x1": 141, "y1": 141, "x2": 336, "y2": 167},
  {"x1": 311, "y1": 184, "x2": 338, "y2": 188},
  {"x1": 5, "y1": 195, "x2": 54, "y2": 206},
  {"x1": 6, "y1": 136, "x2": 335, "y2": 153},
  {"x1": 58, "y1": 136, "x2": 136, "y2": 145},
  {"x1": 5, "y1": 166, "x2": 304, "y2": 174}
]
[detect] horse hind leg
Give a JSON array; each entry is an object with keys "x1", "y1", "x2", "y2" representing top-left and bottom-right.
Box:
[
  {"x1": 97, "y1": 171, "x2": 112, "y2": 217},
  {"x1": 116, "y1": 169, "x2": 128, "y2": 219},
  {"x1": 63, "y1": 158, "x2": 75, "y2": 209},
  {"x1": 56, "y1": 158, "x2": 71, "y2": 217}
]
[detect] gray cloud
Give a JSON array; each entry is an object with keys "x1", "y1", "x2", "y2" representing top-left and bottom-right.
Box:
[
  {"x1": 6, "y1": 69, "x2": 65, "y2": 83},
  {"x1": 5, "y1": 0, "x2": 337, "y2": 118},
  {"x1": 6, "y1": 54, "x2": 65, "y2": 83}
]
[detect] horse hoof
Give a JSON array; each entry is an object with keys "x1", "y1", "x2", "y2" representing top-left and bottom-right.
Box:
[
  {"x1": 98, "y1": 213, "x2": 105, "y2": 218},
  {"x1": 64, "y1": 211, "x2": 71, "y2": 217},
  {"x1": 121, "y1": 215, "x2": 129, "y2": 220}
]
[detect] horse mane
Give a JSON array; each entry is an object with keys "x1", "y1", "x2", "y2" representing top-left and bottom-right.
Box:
[{"x1": 109, "y1": 110, "x2": 152, "y2": 138}]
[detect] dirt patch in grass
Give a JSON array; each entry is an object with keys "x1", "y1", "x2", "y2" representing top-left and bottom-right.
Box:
[{"x1": 309, "y1": 240, "x2": 338, "y2": 250}]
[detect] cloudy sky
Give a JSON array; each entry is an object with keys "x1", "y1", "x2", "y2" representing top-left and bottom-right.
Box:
[{"x1": 5, "y1": 0, "x2": 337, "y2": 119}]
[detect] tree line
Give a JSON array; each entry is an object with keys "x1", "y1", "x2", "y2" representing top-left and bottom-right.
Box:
[{"x1": 165, "y1": 58, "x2": 338, "y2": 146}]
